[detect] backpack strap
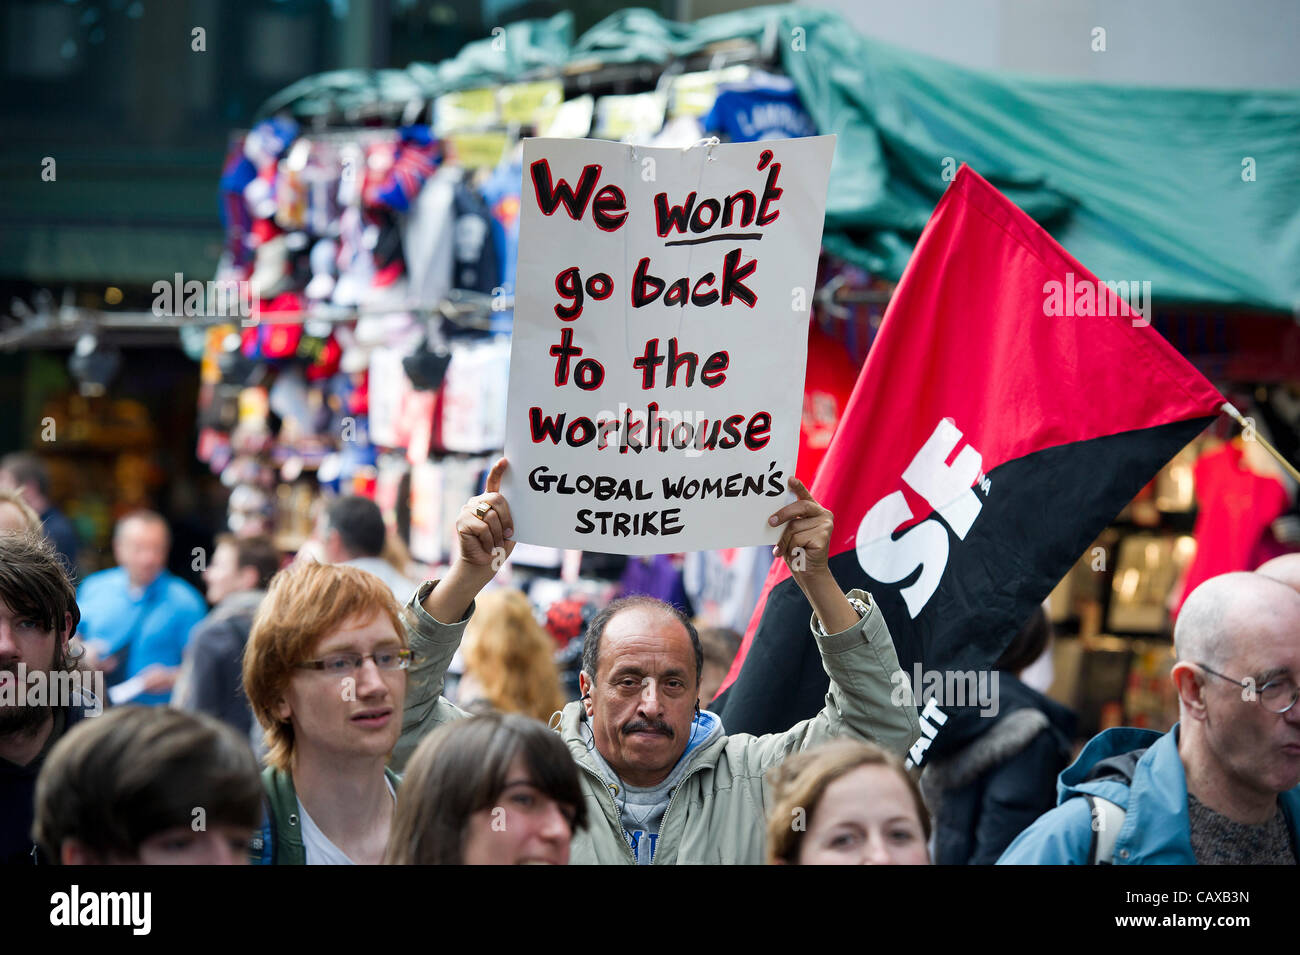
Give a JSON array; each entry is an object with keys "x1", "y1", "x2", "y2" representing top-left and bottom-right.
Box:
[{"x1": 1083, "y1": 794, "x2": 1126, "y2": 864}]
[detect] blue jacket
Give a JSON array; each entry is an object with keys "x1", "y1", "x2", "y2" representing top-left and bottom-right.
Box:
[
  {"x1": 998, "y1": 724, "x2": 1300, "y2": 864},
  {"x1": 76, "y1": 568, "x2": 207, "y2": 705}
]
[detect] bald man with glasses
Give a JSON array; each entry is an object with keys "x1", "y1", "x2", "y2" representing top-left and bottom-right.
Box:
[{"x1": 1001, "y1": 571, "x2": 1300, "y2": 864}]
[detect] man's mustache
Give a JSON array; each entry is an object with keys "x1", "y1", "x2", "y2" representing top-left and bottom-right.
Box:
[{"x1": 622, "y1": 718, "x2": 673, "y2": 738}]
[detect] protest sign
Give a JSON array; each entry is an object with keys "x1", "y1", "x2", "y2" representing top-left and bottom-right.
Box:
[{"x1": 501, "y1": 134, "x2": 836, "y2": 554}]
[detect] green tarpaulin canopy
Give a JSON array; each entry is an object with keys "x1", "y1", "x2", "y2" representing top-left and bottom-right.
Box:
[
  {"x1": 766, "y1": 6, "x2": 1300, "y2": 311},
  {"x1": 263, "y1": 4, "x2": 1300, "y2": 311},
  {"x1": 12, "y1": 4, "x2": 1296, "y2": 312}
]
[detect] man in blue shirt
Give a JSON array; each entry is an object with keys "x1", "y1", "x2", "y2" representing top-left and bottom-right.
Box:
[{"x1": 78, "y1": 511, "x2": 206, "y2": 705}]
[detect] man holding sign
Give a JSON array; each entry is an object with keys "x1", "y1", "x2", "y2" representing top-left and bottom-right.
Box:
[
  {"x1": 398, "y1": 458, "x2": 920, "y2": 865},
  {"x1": 393, "y1": 135, "x2": 916, "y2": 863}
]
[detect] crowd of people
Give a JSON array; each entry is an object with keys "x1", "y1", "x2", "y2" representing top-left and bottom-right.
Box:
[{"x1": 1, "y1": 452, "x2": 1297, "y2": 866}]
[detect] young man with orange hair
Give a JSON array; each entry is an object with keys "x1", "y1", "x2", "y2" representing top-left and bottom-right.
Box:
[{"x1": 242, "y1": 462, "x2": 509, "y2": 864}]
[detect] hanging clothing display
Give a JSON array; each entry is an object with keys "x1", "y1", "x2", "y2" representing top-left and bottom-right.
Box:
[
  {"x1": 451, "y1": 179, "x2": 502, "y2": 294},
  {"x1": 481, "y1": 153, "x2": 522, "y2": 295},
  {"x1": 401, "y1": 164, "x2": 459, "y2": 308},
  {"x1": 702, "y1": 72, "x2": 817, "y2": 143},
  {"x1": 683, "y1": 546, "x2": 773, "y2": 634},
  {"x1": 797, "y1": 322, "x2": 861, "y2": 487},
  {"x1": 1174, "y1": 439, "x2": 1292, "y2": 617},
  {"x1": 437, "y1": 339, "x2": 511, "y2": 454}
]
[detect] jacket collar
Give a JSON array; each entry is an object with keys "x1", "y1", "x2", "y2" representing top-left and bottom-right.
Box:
[
  {"x1": 1061, "y1": 724, "x2": 1234, "y2": 863},
  {"x1": 1058, "y1": 723, "x2": 1300, "y2": 863},
  {"x1": 261, "y1": 766, "x2": 304, "y2": 865},
  {"x1": 1117, "y1": 724, "x2": 1195, "y2": 862}
]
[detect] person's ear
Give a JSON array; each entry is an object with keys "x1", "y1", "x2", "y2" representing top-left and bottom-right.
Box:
[
  {"x1": 274, "y1": 694, "x2": 293, "y2": 722},
  {"x1": 578, "y1": 671, "x2": 594, "y2": 717},
  {"x1": 60, "y1": 611, "x2": 73, "y2": 655},
  {"x1": 1171, "y1": 662, "x2": 1208, "y2": 718},
  {"x1": 238, "y1": 565, "x2": 259, "y2": 591}
]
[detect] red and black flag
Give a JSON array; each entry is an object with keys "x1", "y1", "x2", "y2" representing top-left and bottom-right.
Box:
[{"x1": 716, "y1": 166, "x2": 1224, "y2": 764}]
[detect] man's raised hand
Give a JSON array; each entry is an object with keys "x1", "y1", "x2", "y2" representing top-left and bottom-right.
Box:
[
  {"x1": 769, "y1": 477, "x2": 861, "y2": 635},
  {"x1": 456, "y1": 457, "x2": 515, "y2": 571},
  {"x1": 767, "y1": 476, "x2": 833, "y2": 578}
]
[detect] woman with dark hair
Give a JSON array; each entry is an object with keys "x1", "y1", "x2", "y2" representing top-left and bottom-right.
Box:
[{"x1": 386, "y1": 712, "x2": 587, "y2": 865}]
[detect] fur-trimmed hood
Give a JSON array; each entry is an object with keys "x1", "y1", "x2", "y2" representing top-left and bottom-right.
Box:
[{"x1": 919, "y1": 674, "x2": 1075, "y2": 818}]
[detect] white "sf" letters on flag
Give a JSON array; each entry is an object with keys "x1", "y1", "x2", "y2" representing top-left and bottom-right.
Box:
[{"x1": 854, "y1": 418, "x2": 984, "y2": 618}]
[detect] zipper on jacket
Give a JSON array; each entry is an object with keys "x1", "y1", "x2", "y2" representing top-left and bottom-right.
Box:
[
  {"x1": 573, "y1": 726, "x2": 719, "y2": 864},
  {"x1": 577, "y1": 761, "x2": 638, "y2": 865},
  {"x1": 651, "y1": 759, "x2": 714, "y2": 865}
]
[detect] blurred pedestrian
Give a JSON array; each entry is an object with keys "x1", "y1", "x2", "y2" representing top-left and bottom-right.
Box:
[
  {"x1": 77, "y1": 511, "x2": 206, "y2": 704},
  {"x1": 0, "y1": 453, "x2": 80, "y2": 578},
  {"x1": 459, "y1": 589, "x2": 565, "y2": 723},
  {"x1": 172, "y1": 534, "x2": 280, "y2": 735},
  {"x1": 0, "y1": 489, "x2": 41, "y2": 535},
  {"x1": 697, "y1": 624, "x2": 742, "y2": 706},
  {"x1": 919, "y1": 607, "x2": 1076, "y2": 864},
  {"x1": 317, "y1": 495, "x2": 418, "y2": 603},
  {"x1": 1257, "y1": 552, "x2": 1300, "y2": 593}
]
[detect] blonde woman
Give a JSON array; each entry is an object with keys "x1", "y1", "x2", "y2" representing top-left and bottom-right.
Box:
[{"x1": 458, "y1": 589, "x2": 566, "y2": 724}]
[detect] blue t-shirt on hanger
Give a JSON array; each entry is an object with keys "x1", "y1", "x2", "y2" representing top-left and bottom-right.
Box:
[{"x1": 703, "y1": 83, "x2": 817, "y2": 143}]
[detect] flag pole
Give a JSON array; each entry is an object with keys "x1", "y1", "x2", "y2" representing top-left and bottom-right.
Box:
[{"x1": 1220, "y1": 401, "x2": 1300, "y2": 484}]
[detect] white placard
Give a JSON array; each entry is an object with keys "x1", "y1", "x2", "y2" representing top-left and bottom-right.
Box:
[{"x1": 502, "y1": 135, "x2": 836, "y2": 554}]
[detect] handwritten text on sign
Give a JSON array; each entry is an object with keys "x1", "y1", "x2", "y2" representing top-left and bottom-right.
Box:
[{"x1": 502, "y1": 135, "x2": 836, "y2": 554}]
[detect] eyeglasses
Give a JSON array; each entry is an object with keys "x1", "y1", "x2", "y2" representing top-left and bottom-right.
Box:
[
  {"x1": 1196, "y1": 663, "x2": 1300, "y2": 714},
  {"x1": 295, "y1": 648, "x2": 413, "y2": 675}
]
